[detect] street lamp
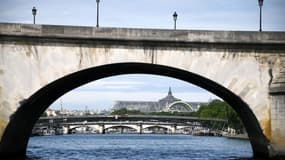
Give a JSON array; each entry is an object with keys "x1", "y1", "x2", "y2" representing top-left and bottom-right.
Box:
[
  {"x1": 32, "y1": 6, "x2": 37, "y2": 24},
  {"x1": 173, "y1": 11, "x2": 178, "y2": 30},
  {"x1": 258, "y1": 0, "x2": 264, "y2": 32},
  {"x1": 96, "y1": 0, "x2": 100, "y2": 27}
]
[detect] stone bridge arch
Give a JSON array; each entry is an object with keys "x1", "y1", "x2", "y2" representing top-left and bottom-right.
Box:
[
  {"x1": 69, "y1": 125, "x2": 85, "y2": 130},
  {"x1": 1, "y1": 23, "x2": 285, "y2": 158},
  {"x1": 143, "y1": 125, "x2": 173, "y2": 132},
  {"x1": 0, "y1": 63, "x2": 270, "y2": 158},
  {"x1": 104, "y1": 125, "x2": 139, "y2": 133},
  {"x1": 68, "y1": 125, "x2": 87, "y2": 132}
]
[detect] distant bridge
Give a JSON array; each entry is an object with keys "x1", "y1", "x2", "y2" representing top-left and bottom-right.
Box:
[
  {"x1": 36, "y1": 115, "x2": 228, "y2": 124},
  {"x1": 60, "y1": 121, "x2": 202, "y2": 134},
  {"x1": 35, "y1": 115, "x2": 227, "y2": 134}
]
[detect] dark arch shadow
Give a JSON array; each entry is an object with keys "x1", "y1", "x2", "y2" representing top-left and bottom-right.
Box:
[
  {"x1": 143, "y1": 126, "x2": 172, "y2": 131},
  {"x1": 0, "y1": 63, "x2": 269, "y2": 158},
  {"x1": 104, "y1": 126, "x2": 138, "y2": 134}
]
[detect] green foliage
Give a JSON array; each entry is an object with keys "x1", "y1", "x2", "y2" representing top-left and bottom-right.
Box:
[
  {"x1": 198, "y1": 99, "x2": 228, "y2": 119},
  {"x1": 197, "y1": 99, "x2": 244, "y2": 131}
]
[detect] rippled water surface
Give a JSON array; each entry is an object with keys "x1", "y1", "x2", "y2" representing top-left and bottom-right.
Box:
[{"x1": 27, "y1": 134, "x2": 253, "y2": 160}]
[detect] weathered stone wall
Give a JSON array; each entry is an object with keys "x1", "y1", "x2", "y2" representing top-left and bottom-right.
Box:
[
  {"x1": 1, "y1": 41, "x2": 284, "y2": 139},
  {"x1": 270, "y1": 69, "x2": 285, "y2": 155},
  {"x1": 0, "y1": 23, "x2": 285, "y2": 155},
  {"x1": 270, "y1": 95, "x2": 285, "y2": 155}
]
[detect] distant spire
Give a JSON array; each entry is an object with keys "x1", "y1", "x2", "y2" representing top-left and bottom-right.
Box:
[{"x1": 168, "y1": 87, "x2": 172, "y2": 96}]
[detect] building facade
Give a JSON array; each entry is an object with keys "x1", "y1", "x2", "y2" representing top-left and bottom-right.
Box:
[{"x1": 112, "y1": 88, "x2": 206, "y2": 113}]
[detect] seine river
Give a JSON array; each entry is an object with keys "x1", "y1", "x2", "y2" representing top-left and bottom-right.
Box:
[{"x1": 27, "y1": 134, "x2": 253, "y2": 160}]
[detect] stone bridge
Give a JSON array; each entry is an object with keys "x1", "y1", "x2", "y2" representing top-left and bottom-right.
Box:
[
  {"x1": 36, "y1": 115, "x2": 228, "y2": 124},
  {"x1": 65, "y1": 121, "x2": 194, "y2": 134},
  {"x1": 35, "y1": 115, "x2": 226, "y2": 134},
  {"x1": 0, "y1": 23, "x2": 285, "y2": 158}
]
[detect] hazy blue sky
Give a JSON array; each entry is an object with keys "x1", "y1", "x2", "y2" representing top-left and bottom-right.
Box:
[
  {"x1": 1, "y1": 0, "x2": 284, "y2": 110},
  {"x1": 50, "y1": 74, "x2": 217, "y2": 110},
  {"x1": 0, "y1": 0, "x2": 285, "y2": 31}
]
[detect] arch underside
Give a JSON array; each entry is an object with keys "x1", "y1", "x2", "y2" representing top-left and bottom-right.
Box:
[
  {"x1": 105, "y1": 125, "x2": 138, "y2": 131},
  {"x1": 0, "y1": 63, "x2": 269, "y2": 158},
  {"x1": 143, "y1": 125, "x2": 172, "y2": 131}
]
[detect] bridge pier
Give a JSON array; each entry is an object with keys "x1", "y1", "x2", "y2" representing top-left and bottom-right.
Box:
[
  {"x1": 139, "y1": 124, "x2": 143, "y2": 134},
  {"x1": 270, "y1": 72, "x2": 285, "y2": 157},
  {"x1": 62, "y1": 126, "x2": 69, "y2": 134},
  {"x1": 99, "y1": 124, "x2": 105, "y2": 134},
  {"x1": 171, "y1": 125, "x2": 177, "y2": 134}
]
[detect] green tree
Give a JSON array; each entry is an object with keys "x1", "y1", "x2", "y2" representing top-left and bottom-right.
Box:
[{"x1": 197, "y1": 99, "x2": 244, "y2": 132}]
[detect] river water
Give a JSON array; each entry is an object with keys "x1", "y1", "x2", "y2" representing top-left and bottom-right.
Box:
[{"x1": 27, "y1": 134, "x2": 253, "y2": 160}]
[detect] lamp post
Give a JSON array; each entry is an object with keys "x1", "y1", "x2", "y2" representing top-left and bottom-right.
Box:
[
  {"x1": 258, "y1": 0, "x2": 264, "y2": 32},
  {"x1": 173, "y1": 11, "x2": 178, "y2": 30},
  {"x1": 32, "y1": 6, "x2": 37, "y2": 24},
  {"x1": 96, "y1": 0, "x2": 100, "y2": 27}
]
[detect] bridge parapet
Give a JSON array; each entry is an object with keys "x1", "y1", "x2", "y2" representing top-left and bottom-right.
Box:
[{"x1": 1, "y1": 23, "x2": 285, "y2": 45}]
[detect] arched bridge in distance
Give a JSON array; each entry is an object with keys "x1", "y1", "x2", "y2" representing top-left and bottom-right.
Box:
[
  {"x1": 35, "y1": 115, "x2": 228, "y2": 134},
  {"x1": 36, "y1": 115, "x2": 228, "y2": 125},
  {"x1": 0, "y1": 23, "x2": 285, "y2": 158}
]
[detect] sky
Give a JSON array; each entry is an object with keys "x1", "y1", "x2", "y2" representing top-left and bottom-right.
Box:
[
  {"x1": 0, "y1": 0, "x2": 284, "y2": 31},
  {"x1": 0, "y1": 0, "x2": 284, "y2": 110},
  {"x1": 49, "y1": 74, "x2": 218, "y2": 110}
]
